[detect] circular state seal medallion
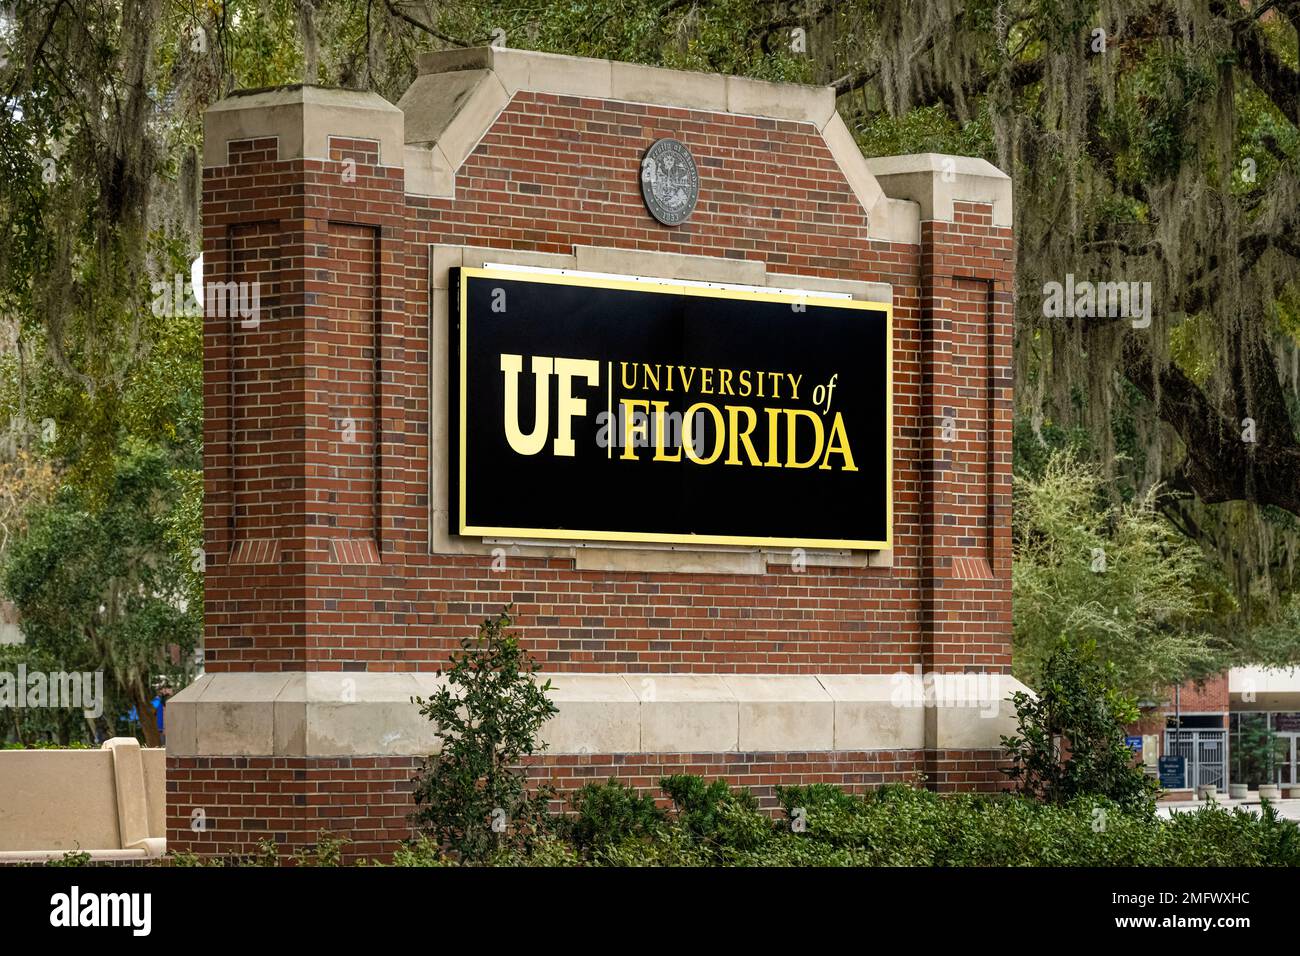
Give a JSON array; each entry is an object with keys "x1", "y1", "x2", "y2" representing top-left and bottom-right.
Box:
[{"x1": 640, "y1": 138, "x2": 699, "y2": 226}]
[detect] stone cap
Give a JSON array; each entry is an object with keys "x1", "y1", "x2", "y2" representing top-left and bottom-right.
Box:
[
  {"x1": 397, "y1": 46, "x2": 906, "y2": 236},
  {"x1": 866, "y1": 152, "x2": 1013, "y2": 227},
  {"x1": 203, "y1": 84, "x2": 405, "y2": 168},
  {"x1": 414, "y1": 46, "x2": 837, "y2": 125},
  {"x1": 167, "y1": 670, "x2": 1032, "y2": 757},
  {"x1": 0, "y1": 739, "x2": 166, "y2": 858}
]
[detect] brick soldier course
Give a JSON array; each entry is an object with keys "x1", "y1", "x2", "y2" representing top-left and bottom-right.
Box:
[{"x1": 168, "y1": 47, "x2": 1023, "y2": 861}]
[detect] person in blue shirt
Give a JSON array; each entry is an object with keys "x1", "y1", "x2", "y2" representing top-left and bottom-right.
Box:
[{"x1": 121, "y1": 693, "x2": 166, "y2": 739}]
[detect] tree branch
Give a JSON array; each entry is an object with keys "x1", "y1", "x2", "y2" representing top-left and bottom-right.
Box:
[
  {"x1": 1121, "y1": 330, "x2": 1300, "y2": 514},
  {"x1": 382, "y1": 0, "x2": 472, "y2": 48}
]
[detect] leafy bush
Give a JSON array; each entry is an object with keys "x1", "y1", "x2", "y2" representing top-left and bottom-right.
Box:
[
  {"x1": 1002, "y1": 639, "x2": 1159, "y2": 813},
  {"x1": 565, "y1": 779, "x2": 665, "y2": 852},
  {"x1": 155, "y1": 778, "x2": 1300, "y2": 867},
  {"x1": 1011, "y1": 450, "x2": 1219, "y2": 698},
  {"x1": 47, "y1": 849, "x2": 92, "y2": 866},
  {"x1": 560, "y1": 780, "x2": 1300, "y2": 868},
  {"x1": 1, "y1": 442, "x2": 200, "y2": 748},
  {"x1": 661, "y1": 775, "x2": 772, "y2": 851},
  {"x1": 410, "y1": 608, "x2": 558, "y2": 863},
  {"x1": 291, "y1": 831, "x2": 349, "y2": 867},
  {"x1": 389, "y1": 836, "x2": 453, "y2": 868}
]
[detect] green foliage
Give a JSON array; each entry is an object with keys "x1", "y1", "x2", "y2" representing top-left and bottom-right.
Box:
[
  {"x1": 167, "y1": 850, "x2": 222, "y2": 868},
  {"x1": 1012, "y1": 448, "x2": 1221, "y2": 696},
  {"x1": 856, "y1": 104, "x2": 994, "y2": 162},
  {"x1": 0, "y1": 740, "x2": 91, "y2": 749},
  {"x1": 1, "y1": 441, "x2": 199, "y2": 745},
  {"x1": 1002, "y1": 639, "x2": 1159, "y2": 812},
  {"x1": 1233, "y1": 714, "x2": 1280, "y2": 788},
  {"x1": 565, "y1": 778, "x2": 665, "y2": 853},
  {"x1": 410, "y1": 608, "x2": 558, "y2": 863},
  {"x1": 388, "y1": 836, "x2": 455, "y2": 868},
  {"x1": 252, "y1": 839, "x2": 281, "y2": 867},
  {"x1": 291, "y1": 831, "x2": 350, "y2": 867},
  {"x1": 659, "y1": 774, "x2": 773, "y2": 857},
  {"x1": 396, "y1": 777, "x2": 1300, "y2": 867},
  {"x1": 1157, "y1": 799, "x2": 1300, "y2": 868},
  {"x1": 150, "y1": 774, "x2": 1300, "y2": 868},
  {"x1": 46, "y1": 848, "x2": 92, "y2": 866},
  {"x1": 1235, "y1": 595, "x2": 1300, "y2": 668},
  {"x1": 420, "y1": 0, "x2": 815, "y2": 91}
]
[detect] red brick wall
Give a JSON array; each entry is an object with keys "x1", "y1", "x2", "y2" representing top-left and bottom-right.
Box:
[
  {"x1": 197, "y1": 91, "x2": 1015, "y2": 676},
  {"x1": 1162, "y1": 674, "x2": 1230, "y2": 715},
  {"x1": 178, "y1": 83, "x2": 1016, "y2": 859},
  {"x1": 169, "y1": 756, "x2": 419, "y2": 862},
  {"x1": 168, "y1": 750, "x2": 1010, "y2": 863}
]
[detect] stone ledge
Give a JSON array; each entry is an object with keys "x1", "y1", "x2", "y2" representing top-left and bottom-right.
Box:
[
  {"x1": 166, "y1": 671, "x2": 1031, "y2": 758},
  {"x1": 400, "y1": 47, "x2": 904, "y2": 241},
  {"x1": 414, "y1": 47, "x2": 835, "y2": 124}
]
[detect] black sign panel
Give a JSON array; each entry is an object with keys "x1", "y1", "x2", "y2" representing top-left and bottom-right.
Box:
[{"x1": 450, "y1": 267, "x2": 892, "y2": 549}]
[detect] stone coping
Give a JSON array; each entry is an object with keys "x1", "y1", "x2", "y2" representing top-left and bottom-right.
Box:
[
  {"x1": 202, "y1": 54, "x2": 1012, "y2": 244},
  {"x1": 203, "y1": 84, "x2": 405, "y2": 169},
  {"x1": 166, "y1": 671, "x2": 1031, "y2": 758},
  {"x1": 865, "y1": 152, "x2": 1012, "y2": 228},
  {"x1": 413, "y1": 46, "x2": 838, "y2": 125},
  {"x1": 396, "y1": 47, "x2": 902, "y2": 234}
]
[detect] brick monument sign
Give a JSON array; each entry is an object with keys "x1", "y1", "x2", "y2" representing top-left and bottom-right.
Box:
[{"x1": 167, "y1": 46, "x2": 1022, "y2": 861}]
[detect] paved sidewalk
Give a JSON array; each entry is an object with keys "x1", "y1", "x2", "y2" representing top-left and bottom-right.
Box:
[{"x1": 1158, "y1": 797, "x2": 1300, "y2": 820}]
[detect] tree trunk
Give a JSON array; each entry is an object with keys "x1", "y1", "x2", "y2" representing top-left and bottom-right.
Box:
[
  {"x1": 134, "y1": 685, "x2": 161, "y2": 747},
  {"x1": 299, "y1": 0, "x2": 320, "y2": 84}
]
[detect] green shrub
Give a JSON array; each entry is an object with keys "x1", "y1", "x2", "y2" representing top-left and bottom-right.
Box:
[
  {"x1": 162, "y1": 779, "x2": 1300, "y2": 867},
  {"x1": 46, "y1": 848, "x2": 91, "y2": 866},
  {"x1": 566, "y1": 779, "x2": 665, "y2": 852},
  {"x1": 389, "y1": 836, "x2": 453, "y2": 867},
  {"x1": 292, "y1": 831, "x2": 349, "y2": 867},
  {"x1": 659, "y1": 774, "x2": 773, "y2": 857},
  {"x1": 410, "y1": 608, "x2": 558, "y2": 863},
  {"x1": 1002, "y1": 639, "x2": 1159, "y2": 813},
  {"x1": 1254, "y1": 802, "x2": 1300, "y2": 867},
  {"x1": 589, "y1": 827, "x2": 712, "y2": 867}
]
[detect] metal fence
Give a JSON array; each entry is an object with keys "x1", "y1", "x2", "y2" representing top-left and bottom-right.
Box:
[{"x1": 1165, "y1": 729, "x2": 1227, "y2": 792}]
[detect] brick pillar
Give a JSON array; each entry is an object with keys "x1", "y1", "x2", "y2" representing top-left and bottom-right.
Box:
[
  {"x1": 168, "y1": 88, "x2": 417, "y2": 859},
  {"x1": 867, "y1": 156, "x2": 1015, "y2": 785},
  {"x1": 198, "y1": 89, "x2": 407, "y2": 671}
]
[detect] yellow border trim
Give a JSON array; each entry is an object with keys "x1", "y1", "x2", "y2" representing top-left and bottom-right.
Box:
[{"x1": 457, "y1": 266, "x2": 893, "y2": 551}]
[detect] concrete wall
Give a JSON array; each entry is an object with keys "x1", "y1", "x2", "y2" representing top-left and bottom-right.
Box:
[{"x1": 0, "y1": 738, "x2": 166, "y2": 861}]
